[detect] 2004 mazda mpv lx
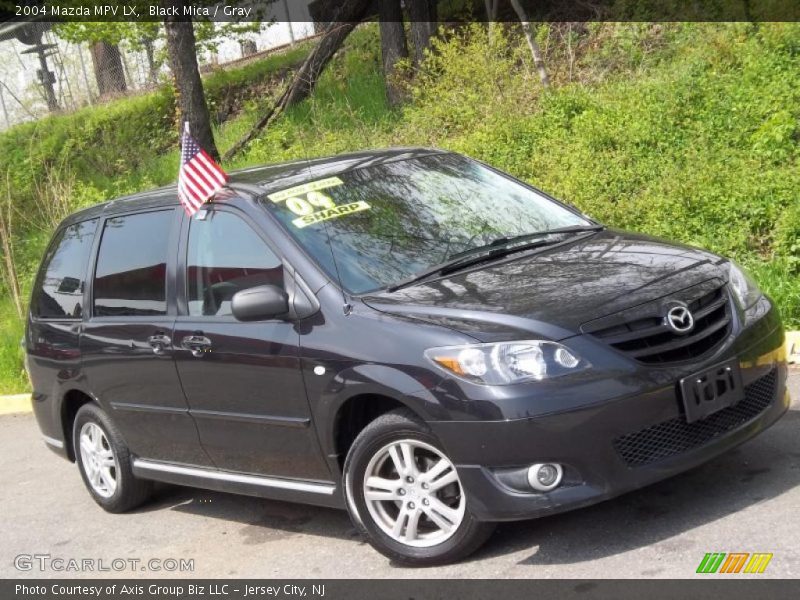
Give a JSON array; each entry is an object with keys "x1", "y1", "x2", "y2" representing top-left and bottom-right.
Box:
[{"x1": 26, "y1": 148, "x2": 788, "y2": 565}]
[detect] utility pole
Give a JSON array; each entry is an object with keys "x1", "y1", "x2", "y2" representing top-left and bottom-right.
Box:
[{"x1": 13, "y1": 23, "x2": 60, "y2": 111}]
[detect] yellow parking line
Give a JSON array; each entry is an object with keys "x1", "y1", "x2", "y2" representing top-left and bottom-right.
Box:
[{"x1": 0, "y1": 394, "x2": 32, "y2": 415}]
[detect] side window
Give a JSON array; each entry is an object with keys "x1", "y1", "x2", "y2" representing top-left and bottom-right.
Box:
[
  {"x1": 93, "y1": 211, "x2": 173, "y2": 317},
  {"x1": 33, "y1": 219, "x2": 98, "y2": 319},
  {"x1": 187, "y1": 211, "x2": 283, "y2": 317}
]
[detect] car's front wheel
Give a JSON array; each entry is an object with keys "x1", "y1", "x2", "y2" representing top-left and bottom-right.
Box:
[
  {"x1": 344, "y1": 409, "x2": 495, "y2": 565},
  {"x1": 73, "y1": 403, "x2": 152, "y2": 513}
]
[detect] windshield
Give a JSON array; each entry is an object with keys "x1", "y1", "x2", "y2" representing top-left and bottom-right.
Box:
[{"x1": 262, "y1": 154, "x2": 590, "y2": 294}]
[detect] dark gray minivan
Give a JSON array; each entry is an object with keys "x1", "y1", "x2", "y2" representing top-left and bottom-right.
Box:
[{"x1": 26, "y1": 148, "x2": 788, "y2": 565}]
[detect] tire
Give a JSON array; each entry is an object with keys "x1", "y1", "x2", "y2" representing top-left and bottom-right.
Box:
[
  {"x1": 343, "y1": 409, "x2": 495, "y2": 566},
  {"x1": 72, "y1": 403, "x2": 152, "y2": 513}
]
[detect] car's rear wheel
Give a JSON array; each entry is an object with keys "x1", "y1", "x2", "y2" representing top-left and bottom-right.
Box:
[
  {"x1": 343, "y1": 409, "x2": 495, "y2": 565},
  {"x1": 73, "y1": 403, "x2": 152, "y2": 513}
]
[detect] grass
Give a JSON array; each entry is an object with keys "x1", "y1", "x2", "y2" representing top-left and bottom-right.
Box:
[
  {"x1": 0, "y1": 298, "x2": 26, "y2": 394},
  {"x1": 0, "y1": 22, "x2": 798, "y2": 393}
]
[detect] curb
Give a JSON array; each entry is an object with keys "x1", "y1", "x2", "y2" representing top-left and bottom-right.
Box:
[
  {"x1": 1, "y1": 333, "x2": 798, "y2": 416},
  {"x1": 0, "y1": 394, "x2": 32, "y2": 416},
  {"x1": 787, "y1": 331, "x2": 800, "y2": 365}
]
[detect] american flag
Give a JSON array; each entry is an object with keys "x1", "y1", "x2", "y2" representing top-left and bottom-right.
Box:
[{"x1": 178, "y1": 124, "x2": 228, "y2": 215}]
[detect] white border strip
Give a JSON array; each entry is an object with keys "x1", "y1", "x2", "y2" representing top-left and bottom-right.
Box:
[
  {"x1": 132, "y1": 459, "x2": 335, "y2": 495},
  {"x1": 42, "y1": 435, "x2": 64, "y2": 449}
]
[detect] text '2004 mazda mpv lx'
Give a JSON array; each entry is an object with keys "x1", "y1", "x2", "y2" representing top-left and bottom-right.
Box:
[{"x1": 26, "y1": 148, "x2": 788, "y2": 565}]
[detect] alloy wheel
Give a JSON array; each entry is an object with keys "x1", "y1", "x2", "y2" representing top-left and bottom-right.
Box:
[
  {"x1": 362, "y1": 439, "x2": 465, "y2": 547},
  {"x1": 78, "y1": 422, "x2": 119, "y2": 498}
]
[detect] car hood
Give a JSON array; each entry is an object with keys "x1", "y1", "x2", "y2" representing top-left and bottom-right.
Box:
[{"x1": 361, "y1": 229, "x2": 726, "y2": 342}]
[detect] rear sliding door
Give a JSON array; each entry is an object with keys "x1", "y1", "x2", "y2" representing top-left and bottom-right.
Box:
[{"x1": 80, "y1": 208, "x2": 210, "y2": 465}]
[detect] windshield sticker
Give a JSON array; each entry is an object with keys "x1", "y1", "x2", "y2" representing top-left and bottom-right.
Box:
[
  {"x1": 282, "y1": 190, "x2": 337, "y2": 216},
  {"x1": 292, "y1": 201, "x2": 371, "y2": 229},
  {"x1": 267, "y1": 177, "x2": 343, "y2": 203}
]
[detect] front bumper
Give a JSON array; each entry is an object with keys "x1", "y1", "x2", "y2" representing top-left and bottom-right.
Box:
[{"x1": 429, "y1": 320, "x2": 789, "y2": 522}]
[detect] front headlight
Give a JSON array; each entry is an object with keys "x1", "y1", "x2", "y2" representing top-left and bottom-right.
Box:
[
  {"x1": 727, "y1": 261, "x2": 762, "y2": 310},
  {"x1": 424, "y1": 341, "x2": 590, "y2": 385}
]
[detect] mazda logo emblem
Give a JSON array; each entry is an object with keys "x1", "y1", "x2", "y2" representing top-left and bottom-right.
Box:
[{"x1": 666, "y1": 305, "x2": 694, "y2": 334}]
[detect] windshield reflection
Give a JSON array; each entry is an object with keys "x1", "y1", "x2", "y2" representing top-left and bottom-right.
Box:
[{"x1": 262, "y1": 154, "x2": 588, "y2": 294}]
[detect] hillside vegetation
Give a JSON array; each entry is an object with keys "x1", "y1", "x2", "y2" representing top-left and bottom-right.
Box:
[{"x1": 0, "y1": 22, "x2": 798, "y2": 392}]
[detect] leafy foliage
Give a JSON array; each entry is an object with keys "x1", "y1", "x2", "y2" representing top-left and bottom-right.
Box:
[
  {"x1": 54, "y1": 22, "x2": 160, "y2": 48},
  {"x1": 0, "y1": 22, "x2": 798, "y2": 392}
]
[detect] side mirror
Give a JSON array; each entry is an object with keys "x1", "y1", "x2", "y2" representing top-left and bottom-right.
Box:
[{"x1": 231, "y1": 285, "x2": 289, "y2": 321}]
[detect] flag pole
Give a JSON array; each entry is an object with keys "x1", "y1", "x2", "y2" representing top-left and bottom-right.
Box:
[
  {"x1": 178, "y1": 118, "x2": 228, "y2": 215},
  {"x1": 178, "y1": 121, "x2": 189, "y2": 215}
]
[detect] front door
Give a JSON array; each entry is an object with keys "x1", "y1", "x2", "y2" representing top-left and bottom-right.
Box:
[
  {"x1": 173, "y1": 207, "x2": 330, "y2": 480},
  {"x1": 81, "y1": 208, "x2": 211, "y2": 466}
]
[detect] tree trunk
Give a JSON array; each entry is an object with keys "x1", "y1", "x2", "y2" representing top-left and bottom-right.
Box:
[
  {"x1": 223, "y1": 0, "x2": 372, "y2": 161},
  {"x1": 164, "y1": 10, "x2": 219, "y2": 161},
  {"x1": 90, "y1": 41, "x2": 127, "y2": 96},
  {"x1": 509, "y1": 0, "x2": 550, "y2": 88},
  {"x1": 407, "y1": 0, "x2": 435, "y2": 67},
  {"x1": 143, "y1": 38, "x2": 158, "y2": 85},
  {"x1": 428, "y1": 0, "x2": 438, "y2": 23},
  {"x1": 282, "y1": 21, "x2": 362, "y2": 108},
  {"x1": 484, "y1": 0, "x2": 498, "y2": 42},
  {"x1": 379, "y1": 0, "x2": 408, "y2": 107}
]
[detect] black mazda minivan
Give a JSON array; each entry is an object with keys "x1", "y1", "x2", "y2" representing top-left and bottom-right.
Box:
[{"x1": 26, "y1": 148, "x2": 788, "y2": 565}]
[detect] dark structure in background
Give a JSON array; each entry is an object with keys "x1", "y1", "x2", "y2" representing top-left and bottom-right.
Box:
[
  {"x1": 0, "y1": 18, "x2": 131, "y2": 118},
  {"x1": 0, "y1": 21, "x2": 59, "y2": 112}
]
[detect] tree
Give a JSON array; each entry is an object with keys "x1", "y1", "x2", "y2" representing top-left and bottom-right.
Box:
[
  {"x1": 142, "y1": 35, "x2": 159, "y2": 86},
  {"x1": 407, "y1": 0, "x2": 437, "y2": 68},
  {"x1": 54, "y1": 23, "x2": 132, "y2": 96},
  {"x1": 163, "y1": 10, "x2": 219, "y2": 161},
  {"x1": 378, "y1": 0, "x2": 408, "y2": 107},
  {"x1": 90, "y1": 41, "x2": 127, "y2": 96},
  {"x1": 509, "y1": 0, "x2": 550, "y2": 87},
  {"x1": 484, "y1": 0, "x2": 499, "y2": 42}
]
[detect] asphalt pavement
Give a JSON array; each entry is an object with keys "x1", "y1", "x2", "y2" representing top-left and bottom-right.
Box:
[{"x1": 2, "y1": 371, "x2": 798, "y2": 579}]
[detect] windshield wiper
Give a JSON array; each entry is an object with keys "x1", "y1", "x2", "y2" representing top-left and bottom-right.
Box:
[
  {"x1": 386, "y1": 224, "x2": 604, "y2": 293},
  {"x1": 446, "y1": 225, "x2": 604, "y2": 262}
]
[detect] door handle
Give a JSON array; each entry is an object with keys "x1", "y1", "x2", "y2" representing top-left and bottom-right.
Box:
[
  {"x1": 147, "y1": 333, "x2": 172, "y2": 355},
  {"x1": 182, "y1": 334, "x2": 212, "y2": 358}
]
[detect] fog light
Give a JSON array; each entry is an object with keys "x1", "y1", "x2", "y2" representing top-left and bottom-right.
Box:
[{"x1": 527, "y1": 463, "x2": 563, "y2": 492}]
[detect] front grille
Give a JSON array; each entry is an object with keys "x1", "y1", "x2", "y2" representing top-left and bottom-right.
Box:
[
  {"x1": 613, "y1": 369, "x2": 777, "y2": 467},
  {"x1": 590, "y1": 284, "x2": 732, "y2": 364}
]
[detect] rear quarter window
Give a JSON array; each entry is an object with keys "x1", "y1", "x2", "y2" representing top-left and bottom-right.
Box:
[
  {"x1": 93, "y1": 210, "x2": 174, "y2": 317},
  {"x1": 32, "y1": 219, "x2": 98, "y2": 319}
]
